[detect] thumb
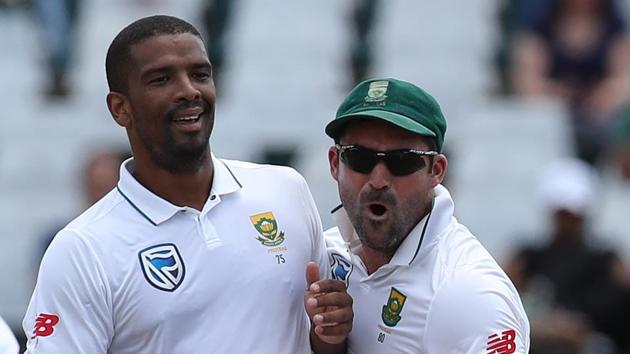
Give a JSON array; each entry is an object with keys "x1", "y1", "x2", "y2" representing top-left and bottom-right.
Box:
[{"x1": 305, "y1": 261, "x2": 320, "y2": 288}]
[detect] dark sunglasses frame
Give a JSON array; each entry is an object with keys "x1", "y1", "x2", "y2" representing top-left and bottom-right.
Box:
[{"x1": 336, "y1": 144, "x2": 438, "y2": 176}]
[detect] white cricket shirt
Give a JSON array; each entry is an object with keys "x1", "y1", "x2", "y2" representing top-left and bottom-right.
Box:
[
  {"x1": 24, "y1": 156, "x2": 328, "y2": 354},
  {"x1": 326, "y1": 185, "x2": 530, "y2": 354},
  {"x1": 0, "y1": 316, "x2": 19, "y2": 354}
]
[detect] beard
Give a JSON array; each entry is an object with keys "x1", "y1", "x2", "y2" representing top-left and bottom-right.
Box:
[
  {"x1": 136, "y1": 100, "x2": 214, "y2": 174},
  {"x1": 342, "y1": 187, "x2": 424, "y2": 255},
  {"x1": 150, "y1": 135, "x2": 210, "y2": 174}
]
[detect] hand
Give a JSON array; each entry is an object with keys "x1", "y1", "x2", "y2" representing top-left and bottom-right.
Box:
[{"x1": 304, "y1": 261, "x2": 353, "y2": 345}]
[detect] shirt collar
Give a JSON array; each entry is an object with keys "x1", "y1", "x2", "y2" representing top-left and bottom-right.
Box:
[
  {"x1": 331, "y1": 184, "x2": 455, "y2": 266},
  {"x1": 116, "y1": 154, "x2": 242, "y2": 226}
]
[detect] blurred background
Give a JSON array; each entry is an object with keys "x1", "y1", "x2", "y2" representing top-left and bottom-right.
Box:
[{"x1": 1, "y1": 0, "x2": 630, "y2": 352}]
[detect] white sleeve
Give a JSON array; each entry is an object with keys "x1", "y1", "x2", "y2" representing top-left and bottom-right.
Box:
[
  {"x1": 23, "y1": 230, "x2": 113, "y2": 353},
  {"x1": 424, "y1": 271, "x2": 530, "y2": 354},
  {"x1": 0, "y1": 316, "x2": 19, "y2": 354},
  {"x1": 296, "y1": 173, "x2": 328, "y2": 280}
]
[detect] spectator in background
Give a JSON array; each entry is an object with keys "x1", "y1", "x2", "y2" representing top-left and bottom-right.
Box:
[
  {"x1": 511, "y1": 0, "x2": 630, "y2": 165},
  {"x1": 33, "y1": 0, "x2": 80, "y2": 99},
  {"x1": 608, "y1": 102, "x2": 630, "y2": 180},
  {"x1": 348, "y1": 0, "x2": 380, "y2": 86},
  {"x1": 0, "y1": 315, "x2": 19, "y2": 354},
  {"x1": 506, "y1": 158, "x2": 630, "y2": 354},
  {"x1": 39, "y1": 148, "x2": 129, "y2": 258},
  {"x1": 201, "y1": 0, "x2": 237, "y2": 89},
  {"x1": 81, "y1": 149, "x2": 129, "y2": 206}
]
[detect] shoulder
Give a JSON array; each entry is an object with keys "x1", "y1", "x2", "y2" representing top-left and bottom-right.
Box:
[
  {"x1": 324, "y1": 227, "x2": 350, "y2": 261},
  {"x1": 41, "y1": 227, "x2": 101, "y2": 271},
  {"x1": 220, "y1": 158, "x2": 305, "y2": 182},
  {"x1": 435, "y1": 223, "x2": 496, "y2": 270},
  {"x1": 64, "y1": 189, "x2": 125, "y2": 233},
  {"x1": 324, "y1": 227, "x2": 344, "y2": 248},
  {"x1": 220, "y1": 159, "x2": 312, "y2": 201},
  {"x1": 0, "y1": 316, "x2": 18, "y2": 354},
  {"x1": 425, "y1": 266, "x2": 530, "y2": 353},
  {"x1": 323, "y1": 227, "x2": 353, "y2": 282},
  {"x1": 425, "y1": 224, "x2": 530, "y2": 353}
]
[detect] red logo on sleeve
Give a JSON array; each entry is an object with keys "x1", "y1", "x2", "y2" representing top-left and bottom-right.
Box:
[
  {"x1": 33, "y1": 313, "x2": 60, "y2": 337},
  {"x1": 487, "y1": 329, "x2": 516, "y2": 354}
]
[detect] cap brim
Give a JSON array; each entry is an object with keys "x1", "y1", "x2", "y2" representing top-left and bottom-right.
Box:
[{"x1": 325, "y1": 110, "x2": 436, "y2": 139}]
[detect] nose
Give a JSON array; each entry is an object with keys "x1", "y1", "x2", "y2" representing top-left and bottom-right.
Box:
[
  {"x1": 367, "y1": 161, "x2": 392, "y2": 190},
  {"x1": 175, "y1": 76, "x2": 201, "y2": 101}
]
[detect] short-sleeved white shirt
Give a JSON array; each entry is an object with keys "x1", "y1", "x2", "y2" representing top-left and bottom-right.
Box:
[
  {"x1": 326, "y1": 185, "x2": 530, "y2": 354},
  {"x1": 0, "y1": 316, "x2": 19, "y2": 354},
  {"x1": 23, "y1": 156, "x2": 328, "y2": 354}
]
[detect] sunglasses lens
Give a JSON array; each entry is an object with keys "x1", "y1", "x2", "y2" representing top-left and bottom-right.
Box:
[
  {"x1": 340, "y1": 147, "x2": 378, "y2": 173},
  {"x1": 339, "y1": 146, "x2": 429, "y2": 176},
  {"x1": 384, "y1": 151, "x2": 427, "y2": 176}
]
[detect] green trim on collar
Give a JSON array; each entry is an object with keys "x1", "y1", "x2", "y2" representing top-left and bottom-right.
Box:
[
  {"x1": 117, "y1": 186, "x2": 157, "y2": 226},
  {"x1": 219, "y1": 159, "x2": 242, "y2": 188},
  {"x1": 410, "y1": 198, "x2": 434, "y2": 264}
]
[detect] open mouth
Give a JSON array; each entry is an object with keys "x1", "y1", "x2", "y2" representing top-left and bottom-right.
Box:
[
  {"x1": 173, "y1": 113, "x2": 201, "y2": 123},
  {"x1": 171, "y1": 107, "x2": 205, "y2": 132},
  {"x1": 368, "y1": 203, "x2": 388, "y2": 217}
]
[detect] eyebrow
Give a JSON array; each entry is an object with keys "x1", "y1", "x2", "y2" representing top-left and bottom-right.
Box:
[{"x1": 140, "y1": 62, "x2": 212, "y2": 81}]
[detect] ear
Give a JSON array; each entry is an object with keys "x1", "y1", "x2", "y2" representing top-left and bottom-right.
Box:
[
  {"x1": 430, "y1": 154, "x2": 448, "y2": 187},
  {"x1": 106, "y1": 92, "x2": 132, "y2": 128},
  {"x1": 328, "y1": 146, "x2": 340, "y2": 181}
]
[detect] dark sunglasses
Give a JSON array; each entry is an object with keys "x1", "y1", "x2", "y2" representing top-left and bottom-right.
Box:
[{"x1": 336, "y1": 144, "x2": 438, "y2": 176}]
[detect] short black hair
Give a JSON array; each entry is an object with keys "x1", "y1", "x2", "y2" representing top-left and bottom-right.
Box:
[{"x1": 105, "y1": 15, "x2": 203, "y2": 93}]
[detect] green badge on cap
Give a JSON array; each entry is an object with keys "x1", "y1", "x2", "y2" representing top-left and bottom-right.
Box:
[
  {"x1": 365, "y1": 81, "x2": 389, "y2": 103},
  {"x1": 325, "y1": 78, "x2": 448, "y2": 152}
]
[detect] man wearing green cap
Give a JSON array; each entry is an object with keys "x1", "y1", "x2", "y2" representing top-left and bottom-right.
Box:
[{"x1": 324, "y1": 78, "x2": 530, "y2": 353}]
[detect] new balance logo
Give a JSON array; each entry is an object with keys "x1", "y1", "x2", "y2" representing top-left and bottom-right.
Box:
[
  {"x1": 33, "y1": 313, "x2": 60, "y2": 337},
  {"x1": 487, "y1": 329, "x2": 516, "y2": 354}
]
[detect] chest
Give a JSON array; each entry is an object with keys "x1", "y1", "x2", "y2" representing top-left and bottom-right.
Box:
[
  {"x1": 346, "y1": 267, "x2": 434, "y2": 354},
  {"x1": 97, "y1": 199, "x2": 315, "y2": 343}
]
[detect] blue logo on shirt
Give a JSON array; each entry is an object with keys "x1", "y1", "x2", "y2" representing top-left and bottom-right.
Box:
[
  {"x1": 330, "y1": 252, "x2": 352, "y2": 285},
  {"x1": 138, "y1": 243, "x2": 185, "y2": 292}
]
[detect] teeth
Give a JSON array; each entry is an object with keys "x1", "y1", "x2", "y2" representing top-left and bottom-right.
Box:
[{"x1": 174, "y1": 114, "x2": 199, "y2": 122}]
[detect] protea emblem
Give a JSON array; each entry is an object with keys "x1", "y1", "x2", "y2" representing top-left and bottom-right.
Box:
[
  {"x1": 382, "y1": 287, "x2": 407, "y2": 327},
  {"x1": 365, "y1": 80, "x2": 389, "y2": 102},
  {"x1": 250, "y1": 211, "x2": 285, "y2": 247}
]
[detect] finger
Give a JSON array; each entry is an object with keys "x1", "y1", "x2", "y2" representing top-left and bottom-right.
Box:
[
  {"x1": 313, "y1": 307, "x2": 353, "y2": 326},
  {"x1": 305, "y1": 261, "x2": 320, "y2": 289},
  {"x1": 304, "y1": 296, "x2": 324, "y2": 316},
  {"x1": 314, "y1": 321, "x2": 353, "y2": 338},
  {"x1": 310, "y1": 279, "x2": 347, "y2": 293},
  {"x1": 309, "y1": 291, "x2": 353, "y2": 309}
]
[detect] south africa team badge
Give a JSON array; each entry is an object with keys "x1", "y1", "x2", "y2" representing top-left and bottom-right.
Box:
[
  {"x1": 365, "y1": 80, "x2": 389, "y2": 103},
  {"x1": 250, "y1": 211, "x2": 285, "y2": 247},
  {"x1": 138, "y1": 243, "x2": 185, "y2": 292},
  {"x1": 382, "y1": 287, "x2": 407, "y2": 327}
]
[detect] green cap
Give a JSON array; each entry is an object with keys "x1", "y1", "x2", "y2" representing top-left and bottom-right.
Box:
[{"x1": 326, "y1": 78, "x2": 447, "y2": 151}]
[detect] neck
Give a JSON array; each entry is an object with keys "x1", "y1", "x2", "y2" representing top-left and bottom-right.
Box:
[
  {"x1": 358, "y1": 247, "x2": 394, "y2": 275},
  {"x1": 131, "y1": 151, "x2": 214, "y2": 211},
  {"x1": 356, "y1": 197, "x2": 434, "y2": 275}
]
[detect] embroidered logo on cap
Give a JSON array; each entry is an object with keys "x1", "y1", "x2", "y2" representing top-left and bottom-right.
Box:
[{"x1": 365, "y1": 81, "x2": 389, "y2": 103}]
